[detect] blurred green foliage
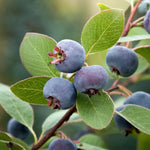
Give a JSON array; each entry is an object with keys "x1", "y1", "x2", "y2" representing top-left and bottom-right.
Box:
[{"x1": 0, "y1": 0, "x2": 99, "y2": 84}]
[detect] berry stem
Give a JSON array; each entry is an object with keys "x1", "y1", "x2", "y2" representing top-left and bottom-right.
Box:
[
  {"x1": 105, "y1": 85, "x2": 119, "y2": 93},
  {"x1": 31, "y1": 104, "x2": 77, "y2": 150},
  {"x1": 109, "y1": 91, "x2": 128, "y2": 97},
  {"x1": 121, "y1": 0, "x2": 142, "y2": 37},
  {"x1": 131, "y1": 16, "x2": 145, "y2": 27},
  {"x1": 118, "y1": 84, "x2": 133, "y2": 96}
]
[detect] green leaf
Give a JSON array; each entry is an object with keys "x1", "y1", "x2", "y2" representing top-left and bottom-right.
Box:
[
  {"x1": 12, "y1": 138, "x2": 30, "y2": 150},
  {"x1": 79, "y1": 134, "x2": 106, "y2": 148},
  {"x1": 0, "y1": 132, "x2": 27, "y2": 150},
  {"x1": 0, "y1": 131, "x2": 11, "y2": 143},
  {"x1": 98, "y1": 0, "x2": 130, "y2": 10},
  {"x1": 20, "y1": 32, "x2": 59, "y2": 77},
  {"x1": 132, "y1": 54, "x2": 149, "y2": 76},
  {"x1": 81, "y1": 9, "x2": 124, "y2": 56},
  {"x1": 10, "y1": 76, "x2": 50, "y2": 105},
  {"x1": 10, "y1": 143, "x2": 25, "y2": 150},
  {"x1": 76, "y1": 91, "x2": 114, "y2": 129},
  {"x1": 116, "y1": 105, "x2": 150, "y2": 135},
  {"x1": 126, "y1": 27, "x2": 150, "y2": 47},
  {"x1": 42, "y1": 110, "x2": 81, "y2": 134},
  {"x1": 97, "y1": 3, "x2": 110, "y2": 11},
  {"x1": 86, "y1": 50, "x2": 107, "y2": 67},
  {"x1": 0, "y1": 84, "x2": 36, "y2": 142},
  {"x1": 138, "y1": 133, "x2": 150, "y2": 150},
  {"x1": 134, "y1": 46, "x2": 150, "y2": 63},
  {"x1": 0, "y1": 142, "x2": 8, "y2": 150},
  {"x1": 128, "y1": 27, "x2": 148, "y2": 36},
  {"x1": 119, "y1": 34, "x2": 150, "y2": 42},
  {"x1": 0, "y1": 84, "x2": 33, "y2": 129},
  {"x1": 77, "y1": 142, "x2": 107, "y2": 150}
]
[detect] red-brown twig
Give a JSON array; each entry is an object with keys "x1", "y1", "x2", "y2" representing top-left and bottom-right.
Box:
[
  {"x1": 121, "y1": 0, "x2": 142, "y2": 37},
  {"x1": 31, "y1": 105, "x2": 77, "y2": 150}
]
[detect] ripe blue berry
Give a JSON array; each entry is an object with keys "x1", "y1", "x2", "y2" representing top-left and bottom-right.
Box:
[
  {"x1": 73, "y1": 65, "x2": 108, "y2": 97},
  {"x1": 48, "y1": 39, "x2": 85, "y2": 73},
  {"x1": 144, "y1": 9, "x2": 150, "y2": 33},
  {"x1": 124, "y1": 91, "x2": 150, "y2": 109},
  {"x1": 43, "y1": 77, "x2": 77, "y2": 109},
  {"x1": 48, "y1": 139, "x2": 77, "y2": 150},
  {"x1": 138, "y1": 0, "x2": 150, "y2": 15},
  {"x1": 113, "y1": 105, "x2": 133, "y2": 134},
  {"x1": 106, "y1": 46, "x2": 138, "y2": 77},
  {"x1": 7, "y1": 118, "x2": 30, "y2": 140}
]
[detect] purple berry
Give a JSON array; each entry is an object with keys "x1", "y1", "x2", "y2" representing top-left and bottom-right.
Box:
[
  {"x1": 113, "y1": 105, "x2": 133, "y2": 135},
  {"x1": 43, "y1": 77, "x2": 77, "y2": 109},
  {"x1": 48, "y1": 139, "x2": 77, "y2": 150},
  {"x1": 144, "y1": 9, "x2": 150, "y2": 33},
  {"x1": 48, "y1": 39, "x2": 85, "y2": 73},
  {"x1": 73, "y1": 65, "x2": 108, "y2": 97},
  {"x1": 106, "y1": 46, "x2": 138, "y2": 77},
  {"x1": 7, "y1": 118, "x2": 30, "y2": 140},
  {"x1": 123, "y1": 91, "x2": 150, "y2": 109}
]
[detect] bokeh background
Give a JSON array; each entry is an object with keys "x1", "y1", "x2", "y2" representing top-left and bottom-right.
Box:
[{"x1": 0, "y1": 0, "x2": 150, "y2": 150}]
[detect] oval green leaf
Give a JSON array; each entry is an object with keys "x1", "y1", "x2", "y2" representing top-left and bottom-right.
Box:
[
  {"x1": 77, "y1": 142, "x2": 107, "y2": 150},
  {"x1": 20, "y1": 32, "x2": 59, "y2": 77},
  {"x1": 76, "y1": 91, "x2": 114, "y2": 129},
  {"x1": 12, "y1": 138, "x2": 30, "y2": 150},
  {"x1": 132, "y1": 54, "x2": 149, "y2": 76},
  {"x1": 137, "y1": 133, "x2": 150, "y2": 150},
  {"x1": 81, "y1": 9, "x2": 124, "y2": 56},
  {"x1": 134, "y1": 46, "x2": 150, "y2": 63},
  {"x1": 0, "y1": 84, "x2": 33, "y2": 130},
  {"x1": 11, "y1": 143, "x2": 25, "y2": 150},
  {"x1": 97, "y1": 3, "x2": 110, "y2": 11},
  {"x1": 42, "y1": 110, "x2": 81, "y2": 134},
  {"x1": 79, "y1": 134, "x2": 106, "y2": 148},
  {"x1": 10, "y1": 76, "x2": 50, "y2": 105},
  {"x1": 0, "y1": 84, "x2": 37, "y2": 143},
  {"x1": 116, "y1": 105, "x2": 150, "y2": 135},
  {"x1": 119, "y1": 34, "x2": 150, "y2": 43},
  {"x1": 0, "y1": 131, "x2": 11, "y2": 143}
]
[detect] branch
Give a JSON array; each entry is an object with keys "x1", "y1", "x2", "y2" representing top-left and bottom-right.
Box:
[
  {"x1": 121, "y1": 0, "x2": 142, "y2": 37},
  {"x1": 31, "y1": 84, "x2": 124, "y2": 150},
  {"x1": 105, "y1": 85, "x2": 118, "y2": 93},
  {"x1": 31, "y1": 104, "x2": 77, "y2": 150}
]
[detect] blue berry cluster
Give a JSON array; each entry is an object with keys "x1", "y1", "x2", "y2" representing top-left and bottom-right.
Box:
[
  {"x1": 43, "y1": 39, "x2": 109, "y2": 110},
  {"x1": 43, "y1": 40, "x2": 139, "y2": 110}
]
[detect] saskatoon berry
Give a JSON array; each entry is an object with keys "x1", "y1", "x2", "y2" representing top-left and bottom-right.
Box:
[
  {"x1": 48, "y1": 39, "x2": 85, "y2": 73},
  {"x1": 124, "y1": 91, "x2": 150, "y2": 109},
  {"x1": 106, "y1": 46, "x2": 138, "y2": 77},
  {"x1": 113, "y1": 105, "x2": 133, "y2": 135},
  {"x1": 43, "y1": 77, "x2": 77, "y2": 109},
  {"x1": 138, "y1": 0, "x2": 150, "y2": 15},
  {"x1": 48, "y1": 139, "x2": 77, "y2": 150},
  {"x1": 144, "y1": 9, "x2": 150, "y2": 33},
  {"x1": 73, "y1": 65, "x2": 108, "y2": 97},
  {"x1": 7, "y1": 118, "x2": 30, "y2": 140}
]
